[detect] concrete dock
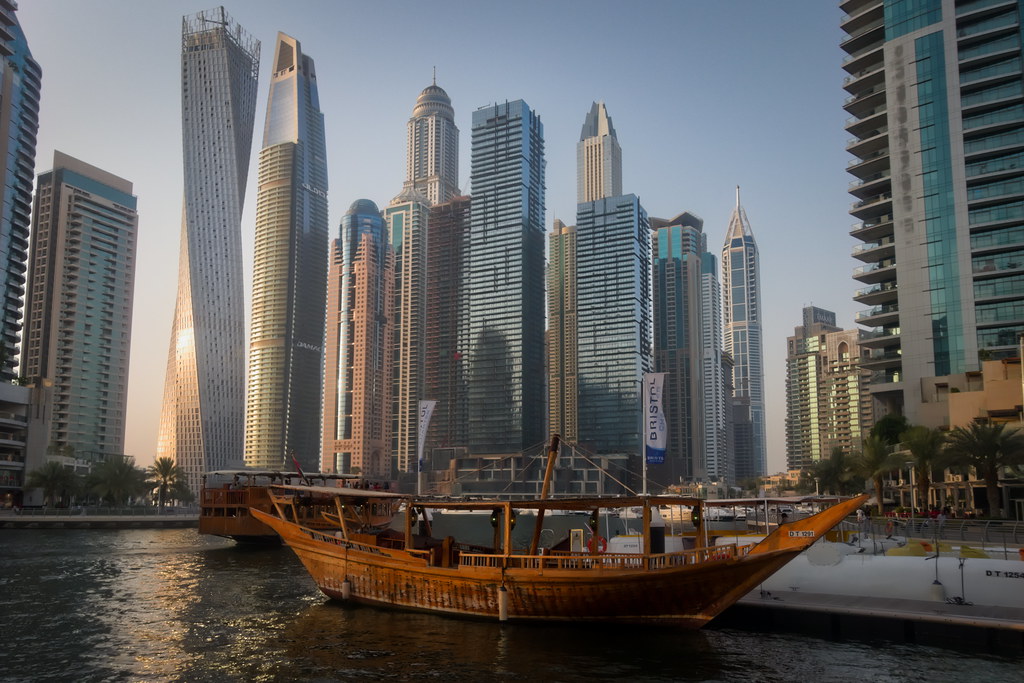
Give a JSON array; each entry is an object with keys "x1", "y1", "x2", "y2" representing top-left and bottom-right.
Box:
[{"x1": 0, "y1": 511, "x2": 198, "y2": 529}]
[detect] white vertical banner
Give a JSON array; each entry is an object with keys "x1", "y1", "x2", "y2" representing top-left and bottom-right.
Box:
[
  {"x1": 644, "y1": 373, "x2": 667, "y2": 465},
  {"x1": 417, "y1": 400, "x2": 437, "y2": 473}
]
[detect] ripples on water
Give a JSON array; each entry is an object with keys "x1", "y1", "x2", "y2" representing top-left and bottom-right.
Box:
[{"x1": 1, "y1": 529, "x2": 1021, "y2": 682}]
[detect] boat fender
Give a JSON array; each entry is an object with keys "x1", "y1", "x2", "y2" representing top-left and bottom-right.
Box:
[
  {"x1": 885, "y1": 519, "x2": 894, "y2": 536},
  {"x1": 341, "y1": 579, "x2": 351, "y2": 600},
  {"x1": 588, "y1": 535, "x2": 607, "y2": 554},
  {"x1": 498, "y1": 585, "x2": 509, "y2": 622}
]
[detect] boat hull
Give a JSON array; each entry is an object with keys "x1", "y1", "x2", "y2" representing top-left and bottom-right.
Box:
[{"x1": 253, "y1": 509, "x2": 803, "y2": 626}]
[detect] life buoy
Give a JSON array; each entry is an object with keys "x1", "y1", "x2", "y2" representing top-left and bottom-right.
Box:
[
  {"x1": 587, "y1": 535, "x2": 607, "y2": 554},
  {"x1": 885, "y1": 519, "x2": 894, "y2": 536}
]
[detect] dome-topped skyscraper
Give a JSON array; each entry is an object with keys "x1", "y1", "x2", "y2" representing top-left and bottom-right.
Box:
[{"x1": 404, "y1": 77, "x2": 459, "y2": 205}]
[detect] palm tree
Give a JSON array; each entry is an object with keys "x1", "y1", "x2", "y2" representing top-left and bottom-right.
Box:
[
  {"x1": 25, "y1": 461, "x2": 79, "y2": 507},
  {"x1": 88, "y1": 455, "x2": 147, "y2": 506},
  {"x1": 854, "y1": 434, "x2": 901, "y2": 516},
  {"x1": 813, "y1": 447, "x2": 860, "y2": 495},
  {"x1": 147, "y1": 456, "x2": 183, "y2": 512},
  {"x1": 900, "y1": 425, "x2": 944, "y2": 512},
  {"x1": 944, "y1": 422, "x2": 1024, "y2": 519},
  {"x1": 871, "y1": 413, "x2": 909, "y2": 446}
]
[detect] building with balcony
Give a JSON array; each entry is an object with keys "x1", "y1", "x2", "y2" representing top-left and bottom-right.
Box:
[
  {"x1": 21, "y1": 152, "x2": 137, "y2": 463},
  {"x1": 842, "y1": 0, "x2": 1024, "y2": 424},
  {"x1": 785, "y1": 306, "x2": 873, "y2": 471},
  {"x1": 0, "y1": 2, "x2": 40, "y2": 383}
]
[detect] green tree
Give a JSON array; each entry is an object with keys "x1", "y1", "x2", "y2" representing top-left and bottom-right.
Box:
[
  {"x1": 88, "y1": 455, "x2": 147, "y2": 506},
  {"x1": 146, "y1": 456, "x2": 183, "y2": 512},
  {"x1": 169, "y1": 479, "x2": 195, "y2": 505},
  {"x1": 900, "y1": 425, "x2": 944, "y2": 512},
  {"x1": 813, "y1": 447, "x2": 861, "y2": 495},
  {"x1": 854, "y1": 434, "x2": 901, "y2": 515},
  {"x1": 871, "y1": 413, "x2": 909, "y2": 446},
  {"x1": 25, "y1": 461, "x2": 79, "y2": 507},
  {"x1": 944, "y1": 422, "x2": 1024, "y2": 519}
]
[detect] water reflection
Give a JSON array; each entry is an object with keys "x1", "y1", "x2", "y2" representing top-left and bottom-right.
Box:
[{"x1": 1, "y1": 529, "x2": 1022, "y2": 682}]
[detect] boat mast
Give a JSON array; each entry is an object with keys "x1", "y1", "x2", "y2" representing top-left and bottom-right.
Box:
[{"x1": 529, "y1": 434, "x2": 561, "y2": 554}]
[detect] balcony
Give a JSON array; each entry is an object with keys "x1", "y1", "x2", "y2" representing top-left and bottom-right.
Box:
[
  {"x1": 851, "y1": 236, "x2": 895, "y2": 262},
  {"x1": 853, "y1": 259, "x2": 897, "y2": 284},
  {"x1": 858, "y1": 327, "x2": 902, "y2": 348},
  {"x1": 850, "y1": 192, "x2": 893, "y2": 220},
  {"x1": 849, "y1": 172, "x2": 891, "y2": 199},
  {"x1": 860, "y1": 349, "x2": 903, "y2": 370},
  {"x1": 841, "y1": 0, "x2": 884, "y2": 40},
  {"x1": 856, "y1": 303, "x2": 900, "y2": 327},
  {"x1": 841, "y1": 18, "x2": 884, "y2": 55},
  {"x1": 847, "y1": 127, "x2": 889, "y2": 158},
  {"x1": 843, "y1": 62, "x2": 885, "y2": 96},
  {"x1": 847, "y1": 149, "x2": 890, "y2": 179},
  {"x1": 845, "y1": 105, "x2": 887, "y2": 136},
  {"x1": 854, "y1": 280, "x2": 898, "y2": 305},
  {"x1": 843, "y1": 85, "x2": 886, "y2": 117}
]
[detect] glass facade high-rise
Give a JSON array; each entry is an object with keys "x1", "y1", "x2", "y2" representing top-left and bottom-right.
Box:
[
  {"x1": 842, "y1": 0, "x2": 1024, "y2": 424},
  {"x1": 576, "y1": 195, "x2": 652, "y2": 456},
  {"x1": 785, "y1": 306, "x2": 872, "y2": 471},
  {"x1": 323, "y1": 200, "x2": 393, "y2": 479},
  {"x1": 466, "y1": 100, "x2": 545, "y2": 454},
  {"x1": 0, "y1": 4, "x2": 40, "y2": 382},
  {"x1": 722, "y1": 188, "x2": 765, "y2": 479},
  {"x1": 22, "y1": 152, "x2": 137, "y2": 461},
  {"x1": 245, "y1": 33, "x2": 328, "y2": 472},
  {"x1": 653, "y1": 212, "x2": 722, "y2": 485},
  {"x1": 158, "y1": 8, "x2": 259, "y2": 495},
  {"x1": 403, "y1": 81, "x2": 459, "y2": 205},
  {"x1": 425, "y1": 195, "x2": 471, "y2": 451}
]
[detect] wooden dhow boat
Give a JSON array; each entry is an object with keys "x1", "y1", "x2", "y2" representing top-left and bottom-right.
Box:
[{"x1": 251, "y1": 441, "x2": 867, "y2": 626}]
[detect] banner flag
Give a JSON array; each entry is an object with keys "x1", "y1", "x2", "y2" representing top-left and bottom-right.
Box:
[
  {"x1": 644, "y1": 373, "x2": 667, "y2": 465},
  {"x1": 417, "y1": 400, "x2": 437, "y2": 473}
]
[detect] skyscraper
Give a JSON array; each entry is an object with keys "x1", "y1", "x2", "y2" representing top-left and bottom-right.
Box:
[
  {"x1": 389, "y1": 82, "x2": 460, "y2": 476},
  {"x1": 722, "y1": 188, "x2": 765, "y2": 479},
  {"x1": 577, "y1": 101, "x2": 622, "y2": 204},
  {"x1": 245, "y1": 33, "x2": 328, "y2": 472},
  {"x1": 575, "y1": 195, "x2": 651, "y2": 455},
  {"x1": 158, "y1": 8, "x2": 259, "y2": 495},
  {"x1": 22, "y1": 152, "x2": 137, "y2": 460},
  {"x1": 547, "y1": 218, "x2": 578, "y2": 444},
  {"x1": 842, "y1": 0, "x2": 1024, "y2": 424},
  {"x1": 323, "y1": 200, "x2": 393, "y2": 479},
  {"x1": 0, "y1": 4, "x2": 40, "y2": 382},
  {"x1": 466, "y1": 100, "x2": 545, "y2": 454},
  {"x1": 403, "y1": 81, "x2": 460, "y2": 205},
  {"x1": 385, "y1": 190, "x2": 429, "y2": 475},
  {"x1": 425, "y1": 195, "x2": 471, "y2": 451},
  {"x1": 785, "y1": 306, "x2": 872, "y2": 471},
  {"x1": 653, "y1": 212, "x2": 721, "y2": 485}
]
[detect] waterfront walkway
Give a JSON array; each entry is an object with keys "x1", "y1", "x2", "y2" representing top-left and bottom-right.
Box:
[{"x1": 0, "y1": 508, "x2": 198, "y2": 529}]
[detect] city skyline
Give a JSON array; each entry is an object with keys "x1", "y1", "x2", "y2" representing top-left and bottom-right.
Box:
[{"x1": 19, "y1": 1, "x2": 856, "y2": 473}]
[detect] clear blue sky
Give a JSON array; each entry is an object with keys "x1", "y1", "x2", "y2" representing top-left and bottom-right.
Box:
[{"x1": 20, "y1": 1, "x2": 855, "y2": 472}]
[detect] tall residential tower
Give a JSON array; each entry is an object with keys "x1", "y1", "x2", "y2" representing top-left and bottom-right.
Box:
[
  {"x1": 722, "y1": 188, "x2": 765, "y2": 479},
  {"x1": 245, "y1": 33, "x2": 328, "y2": 472},
  {"x1": 22, "y1": 152, "x2": 137, "y2": 460},
  {"x1": 0, "y1": 4, "x2": 40, "y2": 382},
  {"x1": 158, "y1": 8, "x2": 259, "y2": 494},
  {"x1": 466, "y1": 100, "x2": 546, "y2": 454},
  {"x1": 842, "y1": 0, "x2": 1024, "y2": 424},
  {"x1": 403, "y1": 81, "x2": 460, "y2": 205},
  {"x1": 323, "y1": 200, "x2": 393, "y2": 479}
]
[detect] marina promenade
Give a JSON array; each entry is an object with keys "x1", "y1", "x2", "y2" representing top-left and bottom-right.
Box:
[{"x1": 0, "y1": 507, "x2": 198, "y2": 529}]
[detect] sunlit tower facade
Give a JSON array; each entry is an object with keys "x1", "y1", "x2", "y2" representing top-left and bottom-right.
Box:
[
  {"x1": 22, "y1": 152, "x2": 137, "y2": 460},
  {"x1": 158, "y1": 8, "x2": 259, "y2": 494},
  {"x1": 0, "y1": 4, "x2": 40, "y2": 382},
  {"x1": 842, "y1": 0, "x2": 1024, "y2": 424},
  {"x1": 722, "y1": 189, "x2": 765, "y2": 479},
  {"x1": 466, "y1": 100, "x2": 546, "y2": 454},
  {"x1": 245, "y1": 33, "x2": 328, "y2": 472},
  {"x1": 577, "y1": 101, "x2": 622, "y2": 204},
  {"x1": 403, "y1": 81, "x2": 459, "y2": 205},
  {"x1": 547, "y1": 218, "x2": 578, "y2": 444},
  {"x1": 323, "y1": 200, "x2": 393, "y2": 479}
]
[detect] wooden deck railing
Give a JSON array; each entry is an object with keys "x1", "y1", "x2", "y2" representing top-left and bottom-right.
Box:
[{"x1": 458, "y1": 543, "x2": 752, "y2": 571}]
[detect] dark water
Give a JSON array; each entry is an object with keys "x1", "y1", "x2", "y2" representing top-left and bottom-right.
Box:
[{"x1": 1, "y1": 529, "x2": 1021, "y2": 682}]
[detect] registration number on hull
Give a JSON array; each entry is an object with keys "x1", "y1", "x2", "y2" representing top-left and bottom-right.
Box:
[{"x1": 788, "y1": 530, "x2": 815, "y2": 538}]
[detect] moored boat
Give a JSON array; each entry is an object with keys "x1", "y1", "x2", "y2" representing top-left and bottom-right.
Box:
[
  {"x1": 251, "y1": 481, "x2": 867, "y2": 625},
  {"x1": 199, "y1": 469, "x2": 357, "y2": 543}
]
